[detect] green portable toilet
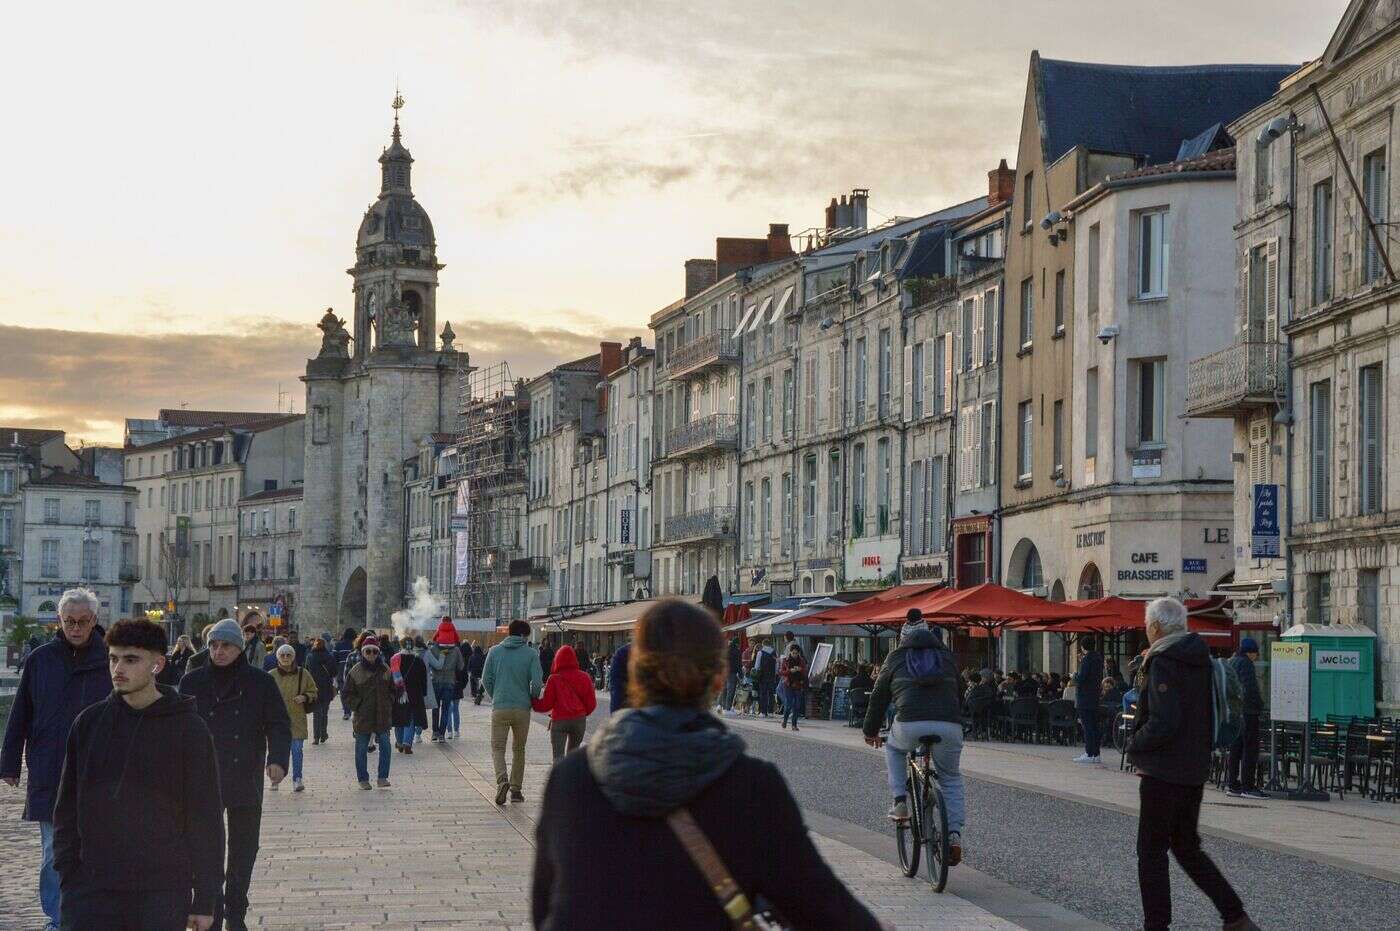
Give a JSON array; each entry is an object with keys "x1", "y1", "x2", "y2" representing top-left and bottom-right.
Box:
[{"x1": 1279, "y1": 624, "x2": 1377, "y2": 721}]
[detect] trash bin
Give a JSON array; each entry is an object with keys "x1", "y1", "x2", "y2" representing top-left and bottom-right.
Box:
[{"x1": 1279, "y1": 623, "x2": 1377, "y2": 720}]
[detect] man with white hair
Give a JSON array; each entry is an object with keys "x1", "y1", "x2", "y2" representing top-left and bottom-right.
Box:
[
  {"x1": 1127, "y1": 597, "x2": 1256, "y2": 931},
  {"x1": 1, "y1": 587, "x2": 113, "y2": 931}
]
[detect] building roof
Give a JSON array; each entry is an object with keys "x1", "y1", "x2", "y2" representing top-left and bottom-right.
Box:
[
  {"x1": 0, "y1": 427, "x2": 65, "y2": 447},
  {"x1": 1066, "y1": 148, "x2": 1237, "y2": 213},
  {"x1": 555, "y1": 352, "x2": 601, "y2": 374},
  {"x1": 157, "y1": 409, "x2": 284, "y2": 427},
  {"x1": 1036, "y1": 56, "x2": 1298, "y2": 167},
  {"x1": 126, "y1": 413, "x2": 303, "y2": 452},
  {"x1": 26, "y1": 469, "x2": 123, "y2": 490},
  {"x1": 238, "y1": 486, "x2": 303, "y2": 504}
]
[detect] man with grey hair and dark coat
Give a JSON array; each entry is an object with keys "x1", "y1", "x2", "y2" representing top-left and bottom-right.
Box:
[
  {"x1": 1, "y1": 588, "x2": 112, "y2": 931},
  {"x1": 1127, "y1": 597, "x2": 1257, "y2": 931}
]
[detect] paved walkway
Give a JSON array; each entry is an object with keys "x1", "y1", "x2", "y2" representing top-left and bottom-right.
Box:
[
  {"x1": 246, "y1": 700, "x2": 1020, "y2": 929},
  {"x1": 721, "y1": 709, "x2": 1400, "y2": 884}
]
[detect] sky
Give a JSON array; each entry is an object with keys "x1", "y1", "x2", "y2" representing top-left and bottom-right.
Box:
[{"x1": 1, "y1": 0, "x2": 1343, "y2": 446}]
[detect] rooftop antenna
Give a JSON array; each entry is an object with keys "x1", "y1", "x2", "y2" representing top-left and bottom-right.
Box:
[{"x1": 277, "y1": 383, "x2": 290, "y2": 413}]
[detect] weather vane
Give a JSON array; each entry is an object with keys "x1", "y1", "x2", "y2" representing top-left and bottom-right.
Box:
[{"x1": 392, "y1": 82, "x2": 404, "y2": 125}]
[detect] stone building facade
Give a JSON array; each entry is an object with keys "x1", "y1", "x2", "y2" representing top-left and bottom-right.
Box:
[
  {"x1": 603, "y1": 339, "x2": 654, "y2": 601},
  {"x1": 300, "y1": 107, "x2": 464, "y2": 632},
  {"x1": 234, "y1": 486, "x2": 302, "y2": 628}
]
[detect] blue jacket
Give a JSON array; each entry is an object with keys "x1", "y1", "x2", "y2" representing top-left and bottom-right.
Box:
[
  {"x1": 609, "y1": 642, "x2": 631, "y2": 713},
  {"x1": 1074, "y1": 650, "x2": 1104, "y2": 710},
  {"x1": 1, "y1": 634, "x2": 113, "y2": 821},
  {"x1": 1228, "y1": 652, "x2": 1264, "y2": 714}
]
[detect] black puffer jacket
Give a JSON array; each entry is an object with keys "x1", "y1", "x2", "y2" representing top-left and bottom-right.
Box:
[
  {"x1": 863, "y1": 627, "x2": 961, "y2": 737},
  {"x1": 304, "y1": 645, "x2": 338, "y2": 706},
  {"x1": 531, "y1": 706, "x2": 881, "y2": 931},
  {"x1": 1127, "y1": 632, "x2": 1214, "y2": 786}
]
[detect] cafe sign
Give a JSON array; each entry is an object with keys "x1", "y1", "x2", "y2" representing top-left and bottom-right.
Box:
[{"x1": 901, "y1": 556, "x2": 946, "y2": 583}]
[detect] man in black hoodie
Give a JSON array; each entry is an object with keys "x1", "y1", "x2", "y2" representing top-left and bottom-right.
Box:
[
  {"x1": 1127, "y1": 598, "x2": 1257, "y2": 931},
  {"x1": 53, "y1": 619, "x2": 223, "y2": 930},
  {"x1": 180, "y1": 617, "x2": 291, "y2": 931}
]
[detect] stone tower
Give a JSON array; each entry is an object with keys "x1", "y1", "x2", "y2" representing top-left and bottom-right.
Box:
[{"x1": 301, "y1": 96, "x2": 467, "y2": 632}]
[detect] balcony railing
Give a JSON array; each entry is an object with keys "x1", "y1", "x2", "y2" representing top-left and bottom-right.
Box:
[
  {"x1": 508, "y1": 555, "x2": 550, "y2": 581},
  {"x1": 664, "y1": 506, "x2": 737, "y2": 545},
  {"x1": 119, "y1": 566, "x2": 141, "y2": 583},
  {"x1": 667, "y1": 413, "x2": 739, "y2": 459},
  {"x1": 665, "y1": 329, "x2": 740, "y2": 379},
  {"x1": 1185, "y1": 341, "x2": 1281, "y2": 418}
]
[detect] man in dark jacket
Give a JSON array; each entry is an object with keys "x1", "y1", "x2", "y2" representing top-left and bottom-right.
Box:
[
  {"x1": 53, "y1": 618, "x2": 223, "y2": 931},
  {"x1": 303, "y1": 638, "x2": 338, "y2": 745},
  {"x1": 467, "y1": 641, "x2": 487, "y2": 704},
  {"x1": 1, "y1": 587, "x2": 112, "y2": 931},
  {"x1": 1073, "y1": 636, "x2": 1105, "y2": 763},
  {"x1": 721, "y1": 637, "x2": 742, "y2": 711},
  {"x1": 608, "y1": 641, "x2": 631, "y2": 713},
  {"x1": 1226, "y1": 637, "x2": 1266, "y2": 799},
  {"x1": 1127, "y1": 598, "x2": 1256, "y2": 931},
  {"x1": 862, "y1": 624, "x2": 966, "y2": 865},
  {"x1": 179, "y1": 617, "x2": 292, "y2": 931}
]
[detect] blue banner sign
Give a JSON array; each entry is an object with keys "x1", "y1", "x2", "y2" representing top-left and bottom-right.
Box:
[
  {"x1": 1251, "y1": 484, "x2": 1280, "y2": 558},
  {"x1": 1183, "y1": 558, "x2": 1207, "y2": 574}
]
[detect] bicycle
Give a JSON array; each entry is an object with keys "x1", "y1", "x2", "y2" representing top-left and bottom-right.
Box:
[{"x1": 890, "y1": 734, "x2": 951, "y2": 893}]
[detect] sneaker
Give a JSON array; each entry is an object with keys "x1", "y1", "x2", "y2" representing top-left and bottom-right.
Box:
[
  {"x1": 294, "y1": 780, "x2": 305, "y2": 793},
  {"x1": 781, "y1": 721, "x2": 787, "y2": 729},
  {"x1": 510, "y1": 789, "x2": 525, "y2": 803},
  {"x1": 1071, "y1": 753, "x2": 1095, "y2": 763},
  {"x1": 1241, "y1": 789, "x2": 1270, "y2": 800},
  {"x1": 947, "y1": 833, "x2": 963, "y2": 867},
  {"x1": 1224, "y1": 787, "x2": 1244, "y2": 798},
  {"x1": 495, "y1": 782, "x2": 510, "y2": 806},
  {"x1": 359, "y1": 780, "x2": 372, "y2": 790},
  {"x1": 404, "y1": 746, "x2": 413, "y2": 755},
  {"x1": 888, "y1": 798, "x2": 909, "y2": 821},
  {"x1": 377, "y1": 778, "x2": 390, "y2": 788},
  {"x1": 343, "y1": 712, "x2": 351, "y2": 720}
]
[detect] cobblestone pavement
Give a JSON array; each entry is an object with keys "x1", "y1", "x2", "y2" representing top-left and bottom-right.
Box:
[{"x1": 0, "y1": 774, "x2": 47, "y2": 930}]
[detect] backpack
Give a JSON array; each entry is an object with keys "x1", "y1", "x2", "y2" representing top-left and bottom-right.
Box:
[
  {"x1": 1210, "y1": 658, "x2": 1244, "y2": 749},
  {"x1": 757, "y1": 649, "x2": 777, "y2": 678}
]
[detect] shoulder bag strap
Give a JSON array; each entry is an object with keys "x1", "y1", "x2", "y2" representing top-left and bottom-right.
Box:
[{"x1": 665, "y1": 808, "x2": 761, "y2": 930}]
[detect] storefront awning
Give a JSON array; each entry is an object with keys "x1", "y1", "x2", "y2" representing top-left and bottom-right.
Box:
[
  {"x1": 787, "y1": 583, "x2": 944, "y2": 627},
  {"x1": 549, "y1": 595, "x2": 703, "y2": 633}
]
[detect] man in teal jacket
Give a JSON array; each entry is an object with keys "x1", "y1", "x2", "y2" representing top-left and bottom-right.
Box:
[{"x1": 483, "y1": 620, "x2": 543, "y2": 805}]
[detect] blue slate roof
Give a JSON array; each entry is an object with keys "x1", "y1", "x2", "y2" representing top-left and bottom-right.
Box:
[{"x1": 1037, "y1": 58, "x2": 1298, "y2": 167}]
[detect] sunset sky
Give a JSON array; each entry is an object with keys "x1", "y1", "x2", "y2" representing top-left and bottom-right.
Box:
[{"x1": 1, "y1": 0, "x2": 1341, "y2": 446}]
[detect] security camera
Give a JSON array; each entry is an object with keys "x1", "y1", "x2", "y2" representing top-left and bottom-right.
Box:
[
  {"x1": 1040, "y1": 211, "x2": 1063, "y2": 231},
  {"x1": 1097, "y1": 324, "x2": 1120, "y2": 344},
  {"x1": 1256, "y1": 115, "x2": 1293, "y2": 145}
]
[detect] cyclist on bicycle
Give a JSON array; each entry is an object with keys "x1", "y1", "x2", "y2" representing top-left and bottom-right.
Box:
[{"x1": 863, "y1": 609, "x2": 966, "y2": 865}]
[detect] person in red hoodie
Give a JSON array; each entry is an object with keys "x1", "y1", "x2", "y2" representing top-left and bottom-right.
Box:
[{"x1": 532, "y1": 645, "x2": 597, "y2": 761}]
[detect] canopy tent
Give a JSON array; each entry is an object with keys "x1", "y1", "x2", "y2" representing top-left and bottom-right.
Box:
[
  {"x1": 1021, "y1": 596, "x2": 1234, "y2": 639},
  {"x1": 867, "y1": 583, "x2": 1118, "y2": 628},
  {"x1": 788, "y1": 583, "x2": 946, "y2": 630},
  {"x1": 742, "y1": 599, "x2": 847, "y2": 637},
  {"x1": 547, "y1": 595, "x2": 703, "y2": 634}
]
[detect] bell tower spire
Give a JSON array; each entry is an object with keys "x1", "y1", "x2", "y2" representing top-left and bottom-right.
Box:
[{"x1": 380, "y1": 88, "x2": 413, "y2": 195}]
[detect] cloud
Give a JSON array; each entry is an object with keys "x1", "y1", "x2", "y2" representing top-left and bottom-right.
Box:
[{"x1": 0, "y1": 317, "x2": 643, "y2": 447}]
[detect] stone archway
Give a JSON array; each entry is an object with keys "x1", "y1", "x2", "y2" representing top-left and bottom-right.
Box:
[
  {"x1": 1049, "y1": 580, "x2": 1066, "y2": 602},
  {"x1": 1007, "y1": 539, "x2": 1043, "y2": 591},
  {"x1": 340, "y1": 567, "x2": 367, "y2": 631},
  {"x1": 1078, "y1": 563, "x2": 1104, "y2": 600}
]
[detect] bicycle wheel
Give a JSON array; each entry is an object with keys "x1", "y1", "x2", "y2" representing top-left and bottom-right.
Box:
[
  {"x1": 895, "y1": 769, "x2": 922, "y2": 877},
  {"x1": 922, "y1": 781, "x2": 950, "y2": 893}
]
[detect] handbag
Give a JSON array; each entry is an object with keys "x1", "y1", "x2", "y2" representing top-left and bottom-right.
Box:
[{"x1": 665, "y1": 808, "x2": 789, "y2": 931}]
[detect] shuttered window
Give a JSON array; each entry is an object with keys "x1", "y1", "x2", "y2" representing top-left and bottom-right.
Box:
[
  {"x1": 1248, "y1": 416, "x2": 1271, "y2": 487},
  {"x1": 1363, "y1": 148, "x2": 1388, "y2": 284},
  {"x1": 928, "y1": 457, "x2": 945, "y2": 553},
  {"x1": 1309, "y1": 380, "x2": 1331, "y2": 521},
  {"x1": 1359, "y1": 365, "x2": 1383, "y2": 515}
]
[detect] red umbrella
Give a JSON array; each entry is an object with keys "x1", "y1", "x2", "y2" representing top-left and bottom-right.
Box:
[
  {"x1": 1022, "y1": 596, "x2": 1233, "y2": 639},
  {"x1": 786, "y1": 583, "x2": 945, "y2": 629},
  {"x1": 867, "y1": 582, "x2": 1118, "y2": 628}
]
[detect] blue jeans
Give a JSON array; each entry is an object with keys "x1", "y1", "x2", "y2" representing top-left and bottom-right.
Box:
[
  {"x1": 884, "y1": 719, "x2": 966, "y2": 837},
  {"x1": 355, "y1": 730, "x2": 392, "y2": 782},
  {"x1": 434, "y1": 684, "x2": 458, "y2": 735},
  {"x1": 39, "y1": 820, "x2": 60, "y2": 930},
  {"x1": 289, "y1": 738, "x2": 304, "y2": 782},
  {"x1": 395, "y1": 725, "x2": 415, "y2": 747},
  {"x1": 782, "y1": 688, "x2": 804, "y2": 727}
]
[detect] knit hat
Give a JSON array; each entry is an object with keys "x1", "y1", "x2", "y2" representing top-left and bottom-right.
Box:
[
  {"x1": 1240, "y1": 637, "x2": 1260, "y2": 654},
  {"x1": 206, "y1": 618, "x2": 244, "y2": 647},
  {"x1": 434, "y1": 617, "x2": 460, "y2": 646},
  {"x1": 360, "y1": 635, "x2": 380, "y2": 650}
]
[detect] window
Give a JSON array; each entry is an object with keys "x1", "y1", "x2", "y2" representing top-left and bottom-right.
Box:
[
  {"x1": 1307, "y1": 571, "x2": 1332, "y2": 624},
  {"x1": 193, "y1": 481, "x2": 202, "y2": 511},
  {"x1": 124, "y1": 500, "x2": 133, "y2": 527},
  {"x1": 854, "y1": 336, "x2": 868, "y2": 421},
  {"x1": 851, "y1": 444, "x2": 866, "y2": 538},
  {"x1": 287, "y1": 548, "x2": 297, "y2": 578},
  {"x1": 83, "y1": 499, "x2": 99, "y2": 525},
  {"x1": 44, "y1": 498, "x2": 59, "y2": 523},
  {"x1": 982, "y1": 288, "x2": 998, "y2": 365},
  {"x1": 1255, "y1": 137, "x2": 1273, "y2": 203},
  {"x1": 1137, "y1": 359, "x2": 1166, "y2": 446},
  {"x1": 0, "y1": 469, "x2": 13, "y2": 494},
  {"x1": 876, "y1": 438, "x2": 890, "y2": 534},
  {"x1": 1087, "y1": 223, "x2": 1101, "y2": 328},
  {"x1": 1359, "y1": 569, "x2": 1382, "y2": 701},
  {"x1": 1309, "y1": 380, "x2": 1331, "y2": 521},
  {"x1": 0, "y1": 506, "x2": 10, "y2": 546},
  {"x1": 1052, "y1": 399, "x2": 1064, "y2": 475},
  {"x1": 762, "y1": 377, "x2": 773, "y2": 442},
  {"x1": 961, "y1": 300, "x2": 975, "y2": 369},
  {"x1": 1017, "y1": 401, "x2": 1033, "y2": 480},
  {"x1": 933, "y1": 335, "x2": 946, "y2": 413},
  {"x1": 1138, "y1": 209, "x2": 1168, "y2": 298},
  {"x1": 1053, "y1": 270, "x2": 1066, "y2": 331},
  {"x1": 980, "y1": 401, "x2": 996, "y2": 487},
  {"x1": 912, "y1": 343, "x2": 924, "y2": 420},
  {"x1": 781, "y1": 473, "x2": 793, "y2": 556},
  {"x1": 260, "y1": 551, "x2": 269, "y2": 579},
  {"x1": 42, "y1": 539, "x2": 59, "y2": 577},
  {"x1": 782, "y1": 368, "x2": 795, "y2": 437},
  {"x1": 1085, "y1": 367, "x2": 1099, "y2": 461},
  {"x1": 804, "y1": 355, "x2": 818, "y2": 431},
  {"x1": 827, "y1": 450, "x2": 841, "y2": 540},
  {"x1": 1359, "y1": 365, "x2": 1383, "y2": 515},
  {"x1": 744, "y1": 381, "x2": 756, "y2": 447},
  {"x1": 1312, "y1": 179, "x2": 1334, "y2": 305},
  {"x1": 760, "y1": 478, "x2": 772, "y2": 557},
  {"x1": 247, "y1": 552, "x2": 257, "y2": 581},
  {"x1": 877, "y1": 328, "x2": 892, "y2": 417},
  {"x1": 1022, "y1": 171, "x2": 1034, "y2": 227},
  {"x1": 1364, "y1": 148, "x2": 1388, "y2": 284},
  {"x1": 802, "y1": 456, "x2": 817, "y2": 543},
  {"x1": 1019, "y1": 277, "x2": 1033, "y2": 348},
  {"x1": 743, "y1": 482, "x2": 755, "y2": 558},
  {"x1": 288, "y1": 507, "x2": 296, "y2": 530}
]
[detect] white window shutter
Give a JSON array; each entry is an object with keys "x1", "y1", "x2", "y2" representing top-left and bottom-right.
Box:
[
  {"x1": 986, "y1": 289, "x2": 998, "y2": 364},
  {"x1": 1265, "y1": 238, "x2": 1280, "y2": 342},
  {"x1": 988, "y1": 400, "x2": 998, "y2": 484},
  {"x1": 943, "y1": 334, "x2": 954, "y2": 412},
  {"x1": 903, "y1": 460, "x2": 914, "y2": 553},
  {"x1": 921, "y1": 341, "x2": 934, "y2": 415},
  {"x1": 972, "y1": 404, "x2": 983, "y2": 487},
  {"x1": 926, "y1": 458, "x2": 939, "y2": 552},
  {"x1": 1238, "y1": 252, "x2": 1251, "y2": 338},
  {"x1": 902, "y1": 343, "x2": 914, "y2": 423}
]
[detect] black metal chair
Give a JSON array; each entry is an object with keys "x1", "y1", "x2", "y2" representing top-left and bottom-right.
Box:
[
  {"x1": 1045, "y1": 699, "x2": 1076, "y2": 745},
  {"x1": 846, "y1": 688, "x2": 870, "y2": 727},
  {"x1": 1008, "y1": 697, "x2": 1040, "y2": 743}
]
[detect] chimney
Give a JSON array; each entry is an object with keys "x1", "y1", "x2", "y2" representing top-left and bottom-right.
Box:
[
  {"x1": 767, "y1": 223, "x2": 793, "y2": 259},
  {"x1": 849, "y1": 189, "x2": 869, "y2": 230},
  {"x1": 988, "y1": 159, "x2": 1015, "y2": 207},
  {"x1": 825, "y1": 197, "x2": 838, "y2": 230},
  {"x1": 598, "y1": 341, "x2": 623, "y2": 379},
  {"x1": 684, "y1": 258, "x2": 718, "y2": 297}
]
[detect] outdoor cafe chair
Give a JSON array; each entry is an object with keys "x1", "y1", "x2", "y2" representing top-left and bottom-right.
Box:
[
  {"x1": 1008, "y1": 696, "x2": 1040, "y2": 743},
  {"x1": 1044, "y1": 699, "x2": 1076, "y2": 745}
]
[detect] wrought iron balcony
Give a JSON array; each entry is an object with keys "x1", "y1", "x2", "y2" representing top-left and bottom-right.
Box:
[
  {"x1": 508, "y1": 555, "x2": 550, "y2": 581},
  {"x1": 1185, "y1": 341, "x2": 1282, "y2": 418},
  {"x1": 667, "y1": 413, "x2": 739, "y2": 459},
  {"x1": 665, "y1": 330, "x2": 740, "y2": 379},
  {"x1": 119, "y1": 566, "x2": 141, "y2": 583},
  {"x1": 664, "y1": 506, "x2": 737, "y2": 545}
]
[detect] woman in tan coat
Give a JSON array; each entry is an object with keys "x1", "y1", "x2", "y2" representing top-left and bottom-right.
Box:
[{"x1": 272, "y1": 644, "x2": 318, "y2": 792}]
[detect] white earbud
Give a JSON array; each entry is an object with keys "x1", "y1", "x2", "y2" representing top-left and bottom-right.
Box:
[{"x1": 152, "y1": 666, "x2": 159, "y2": 674}]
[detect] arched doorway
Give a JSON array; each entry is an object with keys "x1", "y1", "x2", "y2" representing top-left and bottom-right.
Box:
[
  {"x1": 823, "y1": 574, "x2": 836, "y2": 594},
  {"x1": 1007, "y1": 539, "x2": 1044, "y2": 591},
  {"x1": 1078, "y1": 563, "x2": 1104, "y2": 600},
  {"x1": 341, "y1": 567, "x2": 367, "y2": 630},
  {"x1": 1049, "y1": 580, "x2": 1065, "y2": 602}
]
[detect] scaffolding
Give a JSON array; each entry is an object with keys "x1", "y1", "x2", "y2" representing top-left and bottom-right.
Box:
[{"x1": 454, "y1": 361, "x2": 529, "y2": 622}]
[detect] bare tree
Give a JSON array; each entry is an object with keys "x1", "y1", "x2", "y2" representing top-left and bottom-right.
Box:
[{"x1": 142, "y1": 537, "x2": 191, "y2": 635}]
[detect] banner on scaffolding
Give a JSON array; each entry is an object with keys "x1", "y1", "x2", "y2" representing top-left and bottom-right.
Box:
[{"x1": 454, "y1": 478, "x2": 471, "y2": 585}]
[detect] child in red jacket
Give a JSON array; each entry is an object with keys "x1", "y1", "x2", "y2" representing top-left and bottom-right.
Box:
[{"x1": 531, "y1": 645, "x2": 598, "y2": 760}]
